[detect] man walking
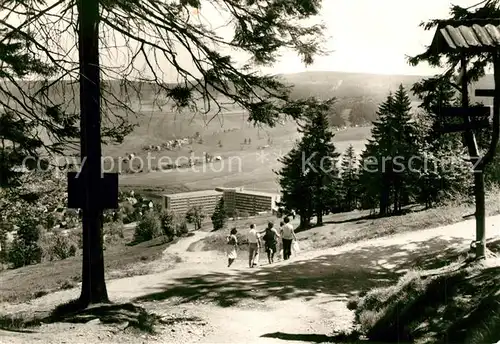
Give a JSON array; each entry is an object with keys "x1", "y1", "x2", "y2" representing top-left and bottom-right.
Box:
[
  {"x1": 281, "y1": 217, "x2": 296, "y2": 260},
  {"x1": 247, "y1": 224, "x2": 261, "y2": 267}
]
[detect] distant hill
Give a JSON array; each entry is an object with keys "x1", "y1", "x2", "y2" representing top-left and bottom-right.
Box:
[
  {"x1": 281, "y1": 70, "x2": 495, "y2": 100},
  {"x1": 3, "y1": 71, "x2": 497, "y2": 151},
  {"x1": 279, "y1": 71, "x2": 496, "y2": 126},
  {"x1": 6, "y1": 70, "x2": 496, "y2": 104}
]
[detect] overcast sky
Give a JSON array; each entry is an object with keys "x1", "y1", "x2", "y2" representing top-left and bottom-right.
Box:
[
  {"x1": 262, "y1": 0, "x2": 481, "y2": 76},
  {"x1": 12, "y1": 0, "x2": 481, "y2": 81},
  {"x1": 146, "y1": 0, "x2": 480, "y2": 82}
]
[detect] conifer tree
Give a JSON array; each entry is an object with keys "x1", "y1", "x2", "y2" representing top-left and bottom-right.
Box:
[
  {"x1": 389, "y1": 85, "x2": 423, "y2": 213},
  {"x1": 339, "y1": 145, "x2": 358, "y2": 211},
  {"x1": 277, "y1": 99, "x2": 340, "y2": 227},
  {"x1": 211, "y1": 198, "x2": 227, "y2": 231},
  {"x1": 357, "y1": 141, "x2": 380, "y2": 212},
  {"x1": 358, "y1": 85, "x2": 426, "y2": 215},
  {"x1": 276, "y1": 146, "x2": 314, "y2": 228},
  {"x1": 358, "y1": 93, "x2": 394, "y2": 215},
  {"x1": 297, "y1": 99, "x2": 340, "y2": 226}
]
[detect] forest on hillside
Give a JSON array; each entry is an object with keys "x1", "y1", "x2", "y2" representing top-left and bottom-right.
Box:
[{"x1": 277, "y1": 82, "x2": 500, "y2": 228}]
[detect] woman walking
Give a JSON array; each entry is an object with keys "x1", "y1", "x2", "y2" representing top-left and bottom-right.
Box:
[
  {"x1": 226, "y1": 228, "x2": 238, "y2": 267},
  {"x1": 263, "y1": 221, "x2": 279, "y2": 264},
  {"x1": 278, "y1": 221, "x2": 285, "y2": 259}
]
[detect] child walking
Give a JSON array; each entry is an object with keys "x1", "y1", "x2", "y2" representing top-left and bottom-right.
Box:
[{"x1": 226, "y1": 228, "x2": 238, "y2": 267}]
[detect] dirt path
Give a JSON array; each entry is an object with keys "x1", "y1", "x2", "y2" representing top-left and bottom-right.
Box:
[
  {"x1": 2, "y1": 215, "x2": 500, "y2": 344},
  {"x1": 160, "y1": 230, "x2": 214, "y2": 267}
]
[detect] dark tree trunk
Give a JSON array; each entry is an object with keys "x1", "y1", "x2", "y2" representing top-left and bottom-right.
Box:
[
  {"x1": 299, "y1": 212, "x2": 311, "y2": 229},
  {"x1": 77, "y1": 0, "x2": 109, "y2": 306},
  {"x1": 316, "y1": 210, "x2": 323, "y2": 227},
  {"x1": 299, "y1": 216, "x2": 306, "y2": 229},
  {"x1": 379, "y1": 172, "x2": 390, "y2": 216}
]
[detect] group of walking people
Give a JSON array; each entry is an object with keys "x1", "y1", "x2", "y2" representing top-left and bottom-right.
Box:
[{"x1": 225, "y1": 216, "x2": 298, "y2": 268}]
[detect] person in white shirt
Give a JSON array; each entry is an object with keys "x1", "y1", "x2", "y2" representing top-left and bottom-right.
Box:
[
  {"x1": 280, "y1": 216, "x2": 296, "y2": 260},
  {"x1": 247, "y1": 224, "x2": 261, "y2": 268}
]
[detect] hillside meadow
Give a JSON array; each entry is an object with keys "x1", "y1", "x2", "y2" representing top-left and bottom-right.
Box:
[{"x1": 12, "y1": 69, "x2": 497, "y2": 195}]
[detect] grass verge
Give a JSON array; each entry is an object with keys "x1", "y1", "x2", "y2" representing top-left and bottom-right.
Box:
[
  {"x1": 349, "y1": 241, "x2": 500, "y2": 344},
  {"x1": 0, "y1": 233, "x2": 180, "y2": 304}
]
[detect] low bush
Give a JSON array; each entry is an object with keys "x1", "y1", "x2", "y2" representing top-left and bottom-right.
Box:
[
  {"x1": 44, "y1": 212, "x2": 58, "y2": 229},
  {"x1": 176, "y1": 220, "x2": 189, "y2": 236},
  {"x1": 7, "y1": 218, "x2": 43, "y2": 269},
  {"x1": 0, "y1": 224, "x2": 8, "y2": 264},
  {"x1": 185, "y1": 206, "x2": 205, "y2": 230},
  {"x1": 122, "y1": 203, "x2": 141, "y2": 224},
  {"x1": 104, "y1": 222, "x2": 125, "y2": 246},
  {"x1": 8, "y1": 239, "x2": 43, "y2": 269},
  {"x1": 45, "y1": 233, "x2": 78, "y2": 261},
  {"x1": 133, "y1": 211, "x2": 162, "y2": 243},
  {"x1": 160, "y1": 210, "x2": 176, "y2": 237}
]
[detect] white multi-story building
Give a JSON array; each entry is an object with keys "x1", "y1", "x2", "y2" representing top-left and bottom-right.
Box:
[
  {"x1": 163, "y1": 190, "x2": 222, "y2": 215},
  {"x1": 221, "y1": 187, "x2": 281, "y2": 215}
]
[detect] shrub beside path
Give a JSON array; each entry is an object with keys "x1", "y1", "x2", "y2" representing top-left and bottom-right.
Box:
[{"x1": 2, "y1": 215, "x2": 500, "y2": 343}]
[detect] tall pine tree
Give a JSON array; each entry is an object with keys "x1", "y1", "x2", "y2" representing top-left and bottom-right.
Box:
[
  {"x1": 389, "y1": 85, "x2": 423, "y2": 213},
  {"x1": 339, "y1": 145, "x2": 359, "y2": 212},
  {"x1": 358, "y1": 85, "x2": 427, "y2": 215},
  {"x1": 298, "y1": 99, "x2": 340, "y2": 226},
  {"x1": 358, "y1": 93, "x2": 394, "y2": 215},
  {"x1": 357, "y1": 141, "x2": 380, "y2": 212},
  {"x1": 277, "y1": 99, "x2": 340, "y2": 227},
  {"x1": 276, "y1": 146, "x2": 314, "y2": 228}
]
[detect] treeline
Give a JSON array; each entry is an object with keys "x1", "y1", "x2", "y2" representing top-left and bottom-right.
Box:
[
  {"x1": 277, "y1": 84, "x2": 500, "y2": 229},
  {"x1": 328, "y1": 98, "x2": 380, "y2": 127}
]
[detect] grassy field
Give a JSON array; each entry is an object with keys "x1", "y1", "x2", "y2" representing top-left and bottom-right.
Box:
[
  {"x1": 113, "y1": 111, "x2": 372, "y2": 193},
  {"x1": 0, "y1": 116, "x2": 373, "y2": 305},
  {"x1": 2, "y1": 187, "x2": 500, "y2": 306},
  {"x1": 0, "y1": 224, "x2": 183, "y2": 304}
]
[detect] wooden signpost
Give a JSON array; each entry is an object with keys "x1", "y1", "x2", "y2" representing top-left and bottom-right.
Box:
[
  {"x1": 475, "y1": 89, "x2": 495, "y2": 98},
  {"x1": 437, "y1": 85, "x2": 498, "y2": 261},
  {"x1": 427, "y1": 19, "x2": 500, "y2": 259},
  {"x1": 439, "y1": 106, "x2": 491, "y2": 118},
  {"x1": 67, "y1": 172, "x2": 118, "y2": 210},
  {"x1": 437, "y1": 106, "x2": 490, "y2": 133}
]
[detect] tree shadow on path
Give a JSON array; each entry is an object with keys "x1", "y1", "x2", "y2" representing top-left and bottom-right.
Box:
[
  {"x1": 134, "y1": 236, "x2": 472, "y2": 307},
  {"x1": 260, "y1": 332, "x2": 343, "y2": 343}
]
